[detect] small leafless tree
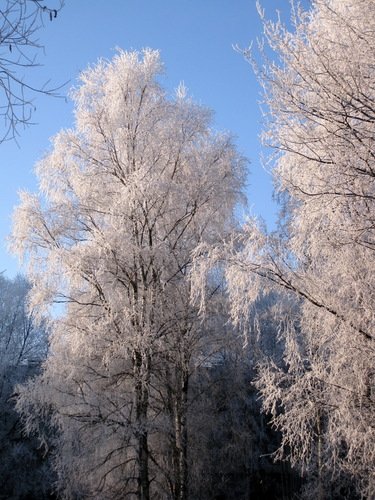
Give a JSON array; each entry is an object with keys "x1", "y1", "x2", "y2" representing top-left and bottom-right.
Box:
[{"x1": 0, "y1": 0, "x2": 64, "y2": 143}]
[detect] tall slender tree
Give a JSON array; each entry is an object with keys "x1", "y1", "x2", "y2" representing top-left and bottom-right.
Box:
[{"x1": 12, "y1": 49, "x2": 245, "y2": 499}]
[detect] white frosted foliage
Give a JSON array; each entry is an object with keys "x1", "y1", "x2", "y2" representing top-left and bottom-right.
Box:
[
  {"x1": 11, "y1": 49, "x2": 246, "y2": 498},
  {"x1": 213, "y1": 1, "x2": 375, "y2": 498}
]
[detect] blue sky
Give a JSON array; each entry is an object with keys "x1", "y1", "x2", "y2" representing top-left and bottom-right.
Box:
[{"x1": 0, "y1": 0, "x2": 297, "y2": 277}]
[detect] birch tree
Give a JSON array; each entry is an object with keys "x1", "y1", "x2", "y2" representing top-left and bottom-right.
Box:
[
  {"x1": 11, "y1": 49, "x2": 245, "y2": 499},
  {"x1": 194, "y1": 1, "x2": 375, "y2": 497}
]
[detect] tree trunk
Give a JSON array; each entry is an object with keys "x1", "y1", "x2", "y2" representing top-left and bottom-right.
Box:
[
  {"x1": 134, "y1": 351, "x2": 150, "y2": 500},
  {"x1": 173, "y1": 358, "x2": 189, "y2": 500},
  {"x1": 316, "y1": 412, "x2": 325, "y2": 500}
]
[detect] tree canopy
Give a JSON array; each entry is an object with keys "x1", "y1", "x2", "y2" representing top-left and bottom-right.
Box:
[
  {"x1": 8, "y1": 1, "x2": 375, "y2": 499},
  {"x1": 11, "y1": 48, "x2": 246, "y2": 499},
  {"x1": 200, "y1": 1, "x2": 375, "y2": 497}
]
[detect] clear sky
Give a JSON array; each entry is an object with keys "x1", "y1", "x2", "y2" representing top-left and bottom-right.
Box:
[{"x1": 0, "y1": 0, "x2": 297, "y2": 277}]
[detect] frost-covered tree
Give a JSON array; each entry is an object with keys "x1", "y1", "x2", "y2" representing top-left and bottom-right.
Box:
[
  {"x1": 0, "y1": 274, "x2": 47, "y2": 395},
  {"x1": 11, "y1": 49, "x2": 245, "y2": 499},
  {"x1": 0, "y1": 274, "x2": 52, "y2": 499},
  {"x1": 194, "y1": 1, "x2": 375, "y2": 498}
]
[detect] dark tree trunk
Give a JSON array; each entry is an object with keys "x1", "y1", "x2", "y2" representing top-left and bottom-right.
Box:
[
  {"x1": 134, "y1": 351, "x2": 150, "y2": 500},
  {"x1": 173, "y1": 357, "x2": 189, "y2": 500}
]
